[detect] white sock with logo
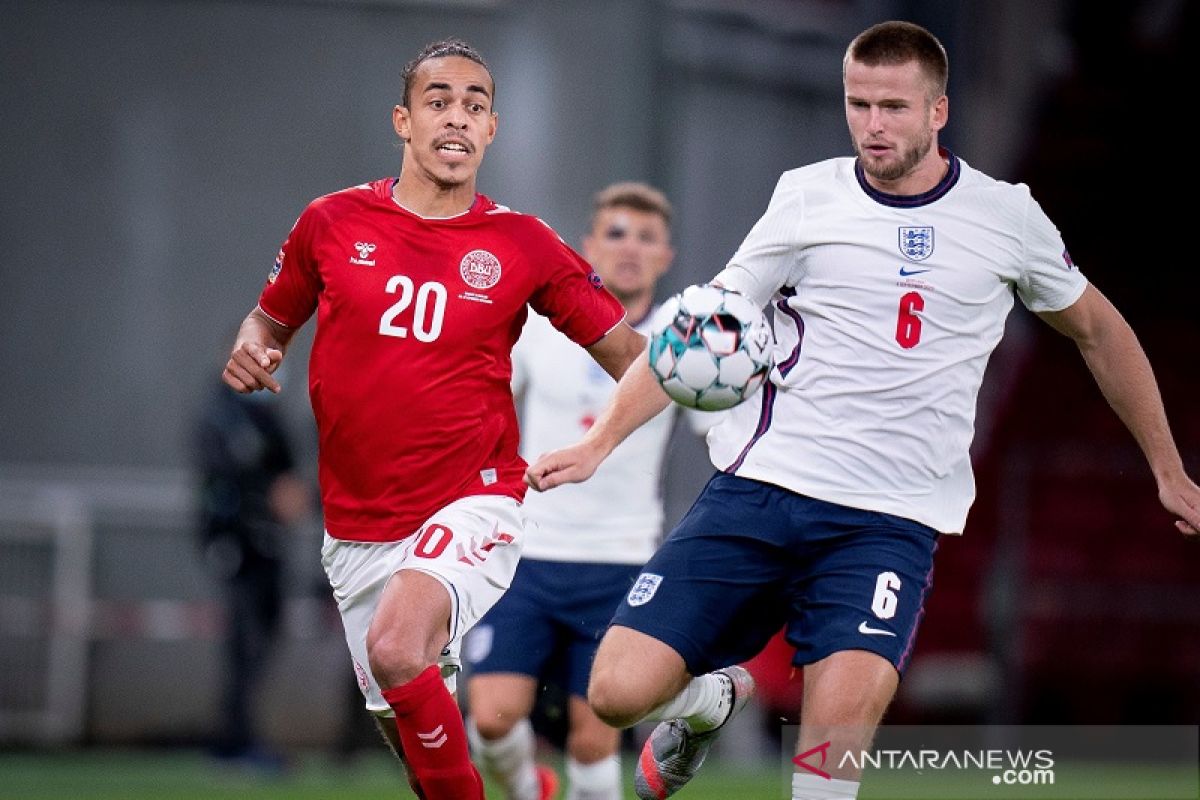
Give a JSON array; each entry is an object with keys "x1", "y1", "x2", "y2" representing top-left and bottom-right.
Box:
[
  {"x1": 644, "y1": 672, "x2": 731, "y2": 732},
  {"x1": 466, "y1": 716, "x2": 540, "y2": 800},
  {"x1": 792, "y1": 772, "x2": 860, "y2": 799},
  {"x1": 565, "y1": 754, "x2": 621, "y2": 800}
]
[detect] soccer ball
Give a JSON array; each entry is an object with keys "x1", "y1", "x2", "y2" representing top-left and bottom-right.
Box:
[{"x1": 648, "y1": 284, "x2": 774, "y2": 411}]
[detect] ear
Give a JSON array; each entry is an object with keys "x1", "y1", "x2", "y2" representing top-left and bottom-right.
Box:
[
  {"x1": 656, "y1": 244, "x2": 676, "y2": 278},
  {"x1": 485, "y1": 111, "x2": 498, "y2": 145},
  {"x1": 930, "y1": 94, "x2": 948, "y2": 133},
  {"x1": 581, "y1": 232, "x2": 598, "y2": 263},
  {"x1": 393, "y1": 105, "x2": 411, "y2": 142}
]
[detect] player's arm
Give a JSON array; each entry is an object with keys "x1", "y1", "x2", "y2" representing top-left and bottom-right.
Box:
[
  {"x1": 526, "y1": 324, "x2": 668, "y2": 491},
  {"x1": 223, "y1": 306, "x2": 298, "y2": 394},
  {"x1": 585, "y1": 321, "x2": 647, "y2": 381},
  {"x1": 1038, "y1": 284, "x2": 1199, "y2": 536}
]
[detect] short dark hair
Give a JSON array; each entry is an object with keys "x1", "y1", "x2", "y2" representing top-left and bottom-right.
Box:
[
  {"x1": 845, "y1": 21, "x2": 948, "y2": 98},
  {"x1": 591, "y1": 182, "x2": 673, "y2": 229},
  {"x1": 401, "y1": 38, "x2": 493, "y2": 107}
]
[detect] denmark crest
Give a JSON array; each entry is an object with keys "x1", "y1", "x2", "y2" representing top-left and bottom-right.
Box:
[
  {"x1": 626, "y1": 573, "x2": 663, "y2": 607},
  {"x1": 460, "y1": 249, "x2": 502, "y2": 290},
  {"x1": 898, "y1": 226, "x2": 934, "y2": 261}
]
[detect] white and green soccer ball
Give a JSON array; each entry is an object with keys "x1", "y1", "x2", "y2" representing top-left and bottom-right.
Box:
[{"x1": 648, "y1": 284, "x2": 774, "y2": 411}]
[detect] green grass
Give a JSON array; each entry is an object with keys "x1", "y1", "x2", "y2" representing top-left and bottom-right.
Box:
[
  {"x1": 0, "y1": 748, "x2": 783, "y2": 799},
  {"x1": 0, "y1": 749, "x2": 1195, "y2": 799}
]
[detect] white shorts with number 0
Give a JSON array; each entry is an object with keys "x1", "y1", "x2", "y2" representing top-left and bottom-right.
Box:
[{"x1": 321, "y1": 494, "x2": 525, "y2": 715}]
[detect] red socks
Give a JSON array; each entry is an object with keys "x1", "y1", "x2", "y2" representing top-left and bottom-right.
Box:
[{"x1": 382, "y1": 666, "x2": 483, "y2": 800}]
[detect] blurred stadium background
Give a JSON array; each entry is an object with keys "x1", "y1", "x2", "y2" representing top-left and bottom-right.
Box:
[{"x1": 1, "y1": 0, "x2": 1197, "y2": 797}]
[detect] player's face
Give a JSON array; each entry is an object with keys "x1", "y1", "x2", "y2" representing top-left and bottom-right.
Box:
[
  {"x1": 393, "y1": 56, "x2": 497, "y2": 189},
  {"x1": 844, "y1": 58, "x2": 947, "y2": 187},
  {"x1": 583, "y1": 207, "x2": 673, "y2": 308}
]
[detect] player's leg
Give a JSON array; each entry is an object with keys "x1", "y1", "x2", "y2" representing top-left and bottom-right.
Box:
[
  {"x1": 372, "y1": 712, "x2": 429, "y2": 798},
  {"x1": 324, "y1": 495, "x2": 525, "y2": 800},
  {"x1": 786, "y1": 506, "x2": 939, "y2": 800},
  {"x1": 563, "y1": 695, "x2": 622, "y2": 800},
  {"x1": 464, "y1": 557, "x2": 559, "y2": 800},
  {"x1": 465, "y1": 674, "x2": 547, "y2": 800},
  {"x1": 587, "y1": 625, "x2": 692, "y2": 728},
  {"x1": 368, "y1": 568, "x2": 485, "y2": 800},
  {"x1": 556, "y1": 561, "x2": 643, "y2": 800},
  {"x1": 790, "y1": 651, "x2": 898, "y2": 800},
  {"x1": 591, "y1": 474, "x2": 794, "y2": 799}
]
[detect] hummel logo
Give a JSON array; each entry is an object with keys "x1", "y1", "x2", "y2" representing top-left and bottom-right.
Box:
[
  {"x1": 898, "y1": 266, "x2": 931, "y2": 277},
  {"x1": 417, "y1": 724, "x2": 448, "y2": 748},
  {"x1": 350, "y1": 241, "x2": 377, "y2": 266},
  {"x1": 858, "y1": 621, "x2": 896, "y2": 637}
]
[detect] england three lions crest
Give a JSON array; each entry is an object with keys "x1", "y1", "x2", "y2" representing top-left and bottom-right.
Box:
[
  {"x1": 626, "y1": 573, "x2": 663, "y2": 607},
  {"x1": 899, "y1": 226, "x2": 934, "y2": 261}
]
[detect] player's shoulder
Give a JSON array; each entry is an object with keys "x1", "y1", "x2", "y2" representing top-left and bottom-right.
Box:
[
  {"x1": 950, "y1": 156, "x2": 1036, "y2": 219},
  {"x1": 473, "y1": 193, "x2": 568, "y2": 243},
  {"x1": 769, "y1": 157, "x2": 851, "y2": 205},
  {"x1": 302, "y1": 178, "x2": 391, "y2": 221}
]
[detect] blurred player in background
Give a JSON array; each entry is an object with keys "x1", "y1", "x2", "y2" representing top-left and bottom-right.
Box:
[
  {"x1": 221, "y1": 38, "x2": 644, "y2": 800},
  {"x1": 193, "y1": 378, "x2": 312, "y2": 770},
  {"x1": 465, "y1": 182, "x2": 714, "y2": 800},
  {"x1": 527, "y1": 20, "x2": 1200, "y2": 800}
]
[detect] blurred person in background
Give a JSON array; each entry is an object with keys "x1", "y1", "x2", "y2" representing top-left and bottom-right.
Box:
[
  {"x1": 465, "y1": 182, "x2": 714, "y2": 800},
  {"x1": 194, "y1": 375, "x2": 312, "y2": 770}
]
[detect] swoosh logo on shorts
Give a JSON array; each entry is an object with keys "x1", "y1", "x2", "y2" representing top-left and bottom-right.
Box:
[{"x1": 858, "y1": 621, "x2": 897, "y2": 637}]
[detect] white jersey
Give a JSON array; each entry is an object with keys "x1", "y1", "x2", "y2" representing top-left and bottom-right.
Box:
[
  {"x1": 708, "y1": 152, "x2": 1088, "y2": 534},
  {"x1": 515, "y1": 310, "x2": 711, "y2": 563}
]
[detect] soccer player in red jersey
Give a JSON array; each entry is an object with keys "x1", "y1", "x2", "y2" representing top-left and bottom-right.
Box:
[{"x1": 222, "y1": 39, "x2": 645, "y2": 800}]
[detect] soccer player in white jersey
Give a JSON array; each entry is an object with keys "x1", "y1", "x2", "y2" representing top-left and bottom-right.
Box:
[
  {"x1": 222, "y1": 39, "x2": 646, "y2": 800},
  {"x1": 466, "y1": 183, "x2": 712, "y2": 800},
  {"x1": 526, "y1": 21, "x2": 1200, "y2": 800}
]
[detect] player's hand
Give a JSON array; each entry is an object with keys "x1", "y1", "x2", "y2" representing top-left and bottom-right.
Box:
[
  {"x1": 525, "y1": 443, "x2": 604, "y2": 492},
  {"x1": 223, "y1": 342, "x2": 284, "y2": 394},
  {"x1": 1158, "y1": 472, "x2": 1200, "y2": 537}
]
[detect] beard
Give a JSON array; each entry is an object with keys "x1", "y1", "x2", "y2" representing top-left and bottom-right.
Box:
[{"x1": 856, "y1": 129, "x2": 933, "y2": 184}]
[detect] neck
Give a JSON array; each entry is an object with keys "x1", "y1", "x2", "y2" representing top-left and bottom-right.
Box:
[
  {"x1": 392, "y1": 169, "x2": 476, "y2": 217},
  {"x1": 620, "y1": 292, "x2": 653, "y2": 324},
  {"x1": 865, "y1": 145, "x2": 948, "y2": 196}
]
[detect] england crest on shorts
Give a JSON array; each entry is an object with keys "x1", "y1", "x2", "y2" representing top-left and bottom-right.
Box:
[
  {"x1": 898, "y1": 226, "x2": 934, "y2": 261},
  {"x1": 627, "y1": 572, "x2": 663, "y2": 607}
]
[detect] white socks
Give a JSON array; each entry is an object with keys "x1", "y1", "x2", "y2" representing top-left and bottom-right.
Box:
[
  {"x1": 466, "y1": 717, "x2": 540, "y2": 800},
  {"x1": 645, "y1": 672, "x2": 732, "y2": 732},
  {"x1": 564, "y1": 754, "x2": 621, "y2": 800},
  {"x1": 792, "y1": 772, "x2": 860, "y2": 799}
]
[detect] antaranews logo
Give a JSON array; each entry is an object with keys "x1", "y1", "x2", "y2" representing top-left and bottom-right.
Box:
[{"x1": 794, "y1": 740, "x2": 1055, "y2": 790}]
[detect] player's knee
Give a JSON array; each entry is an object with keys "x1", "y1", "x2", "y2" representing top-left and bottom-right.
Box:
[
  {"x1": 566, "y1": 726, "x2": 619, "y2": 763},
  {"x1": 366, "y1": 633, "x2": 432, "y2": 688},
  {"x1": 587, "y1": 673, "x2": 647, "y2": 729},
  {"x1": 470, "y1": 710, "x2": 519, "y2": 741}
]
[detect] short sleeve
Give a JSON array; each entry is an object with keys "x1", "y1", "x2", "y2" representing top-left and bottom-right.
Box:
[
  {"x1": 712, "y1": 172, "x2": 804, "y2": 308},
  {"x1": 258, "y1": 203, "x2": 323, "y2": 328},
  {"x1": 1014, "y1": 192, "x2": 1088, "y2": 313},
  {"x1": 527, "y1": 224, "x2": 625, "y2": 346}
]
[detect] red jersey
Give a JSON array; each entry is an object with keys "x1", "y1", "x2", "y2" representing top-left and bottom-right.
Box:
[{"x1": 258, "y1": 179, "x2": 625, "y2": 542}]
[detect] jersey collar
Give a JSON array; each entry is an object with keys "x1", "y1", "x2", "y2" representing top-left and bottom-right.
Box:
[{"x1": 854, "y1": 147, "x2": 960, "y2": 208}]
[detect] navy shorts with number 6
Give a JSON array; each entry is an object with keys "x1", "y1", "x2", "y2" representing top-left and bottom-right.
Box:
[{"x1": 611, "y1": 472, "x2": 939, "y2": 676}]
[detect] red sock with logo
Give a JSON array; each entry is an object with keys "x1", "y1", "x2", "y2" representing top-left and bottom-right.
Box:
[{"x1": 381, "y1": 666, "x2": 483, "y2": 800}]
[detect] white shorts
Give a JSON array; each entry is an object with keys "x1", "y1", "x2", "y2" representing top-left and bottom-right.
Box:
[{"x1": 321, "y1": 494, "x2": 525, "y2": 715}]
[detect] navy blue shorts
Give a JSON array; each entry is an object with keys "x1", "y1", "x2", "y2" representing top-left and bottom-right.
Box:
[
  {"x1": 466, "y1": 557, "x2": 642, "y2": 698},
  {"x1": 611, "y1": 473, "x2": 939, "y2": 677}
]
